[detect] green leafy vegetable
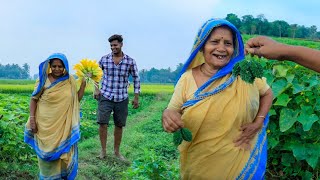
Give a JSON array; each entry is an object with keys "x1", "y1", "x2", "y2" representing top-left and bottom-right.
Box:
[
  {"x1": 232, "y1": 59, "x2": 263, "y2": 84},
  {"x1": 173, "y1": 128, "x2": 192, "y2": 146}
]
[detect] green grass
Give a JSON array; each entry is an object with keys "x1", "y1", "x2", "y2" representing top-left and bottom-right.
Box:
[
  {"x1": 0, "y1": 79, "x2": 35, "y2": 85},
  {"x1": 0, "y1": 83, "x2": 174, "y2": 94}
]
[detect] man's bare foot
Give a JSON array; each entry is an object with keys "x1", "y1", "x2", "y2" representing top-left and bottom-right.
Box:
[
  {"x1": 96, "y1": 151, "x2": 106, "y2": 159},
  {"x1": 115, "y1": 153, "x2": 127, "y2": 161}
]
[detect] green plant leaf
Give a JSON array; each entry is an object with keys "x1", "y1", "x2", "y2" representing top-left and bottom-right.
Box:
[
  {"x1": 281, "y1": 153, "x2": 295, "y2": 166},
  {"x1": 306, "y1": 156, "x2": 319, "y2": 170},
  {"x1": 285, "y1": 73, "x2": 295, "y2": 83},
  {"x1": 315, "y1": 98, "x2": 320, "y2": 111},
  {"x1": 271, "y1": 78, "x2": 289, "y2": 99},
  {"x1": 279, "y1": 109, "x2": 298, "y2": 132},
  {"x1": 305, "y1": 75, "x2": 318, "y2": 90},
  {"x1": 173, "y1": 130, "x2": 182, "y2": 146},
  {"x1": 181, "y1": 128, "x2": 192, "y2": 142},
  {"x1": 273, "y1": 65, "x2": 289, "y2": 77},
  {"x1": 301, "y1": 171, "x2": 313, "y2": 180},
  {"x1": 291, "y1": 144, "x2": 307, "y2": 161},
  {"x1": 297, "y1": 113, "x2": 319, "y2": 131},
  {"x1": 269, "y1": 109, "x2": 276, "y2": 116},
  {"x1": 291, "y1": 144, "x2": 320, "y2": 169},
  {"x1": 268, "y1": 137, "x2": 279, "y2": 149},
  {"x1": 274, "y1": 94, "x2": 291, "y2": 106},
  {"x1": 292, "y1": 80, "x2": 305, "y2": 94}
]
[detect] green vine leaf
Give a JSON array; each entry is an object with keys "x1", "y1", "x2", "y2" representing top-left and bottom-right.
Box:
[
  {"x1": 173, "y1": 128, "x2": 192, "y2": 146},
  {"x1": 271, "y1": 78, "x2": 289, "y2": 99},
  {"x1": 279, "y1": 109, "x2": 298, "y2": 132},
  {"x1": 273, "y1": 65, "x2": 289, "y2": 77},
  {"x1": 297, "y1": 113, "x2": 319, "y2": 131},
  {"x1": 291, "y1": 144, "x2": 320, "y2": 169},
  {"x1": 274, "y1": 94, "x2": 291, "y2": 107}
]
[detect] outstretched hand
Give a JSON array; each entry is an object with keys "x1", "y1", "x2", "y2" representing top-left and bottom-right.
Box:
[
  {"x1": 162, "y1": 109, "x2": 183, "y2": 133},
  {"x1": 234, "y1": 119, "x2": 264, "y2": 150},
  {"x1": 245, "y1": 36, "x2": 284, "y2": 60}
]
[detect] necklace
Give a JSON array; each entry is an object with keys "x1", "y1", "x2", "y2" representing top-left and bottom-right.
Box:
[{"x1": 200, "y1": 64, "x2": 214, "y2": 77}]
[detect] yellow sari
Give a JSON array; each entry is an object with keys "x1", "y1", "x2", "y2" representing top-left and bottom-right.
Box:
[
  {"x1": 24, "y1": 53, "x2": 80, "y2": 180},
  {"x1": 168, "y1": 71, "x2": 269, "y2": 179}
]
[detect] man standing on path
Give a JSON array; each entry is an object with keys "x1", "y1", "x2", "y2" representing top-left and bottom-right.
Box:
[{"x1": 94, "y1": 34, "x2": 140, "y2": 160}]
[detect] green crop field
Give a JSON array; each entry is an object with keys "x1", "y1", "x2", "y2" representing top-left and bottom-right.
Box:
[{"x1": 0, "y1": 36, "x2": 320, "y2": 179}]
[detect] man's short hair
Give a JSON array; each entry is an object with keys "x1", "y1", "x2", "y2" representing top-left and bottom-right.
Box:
[{"x1": 108, "y1": 34, "x2": 123, "y2": 43}]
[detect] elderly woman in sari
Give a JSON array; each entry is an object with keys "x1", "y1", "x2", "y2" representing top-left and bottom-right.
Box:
[
  {"x1": 24, "y1": 53, "x2": 86, "y2": 180},
  {"x1": 162, "y1": 19, "x2": 273, "y2": 179}
]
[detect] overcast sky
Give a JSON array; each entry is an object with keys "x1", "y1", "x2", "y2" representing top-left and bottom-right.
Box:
[{"x1": 1, "y1": 0, "x2": 319, "y2": 76}]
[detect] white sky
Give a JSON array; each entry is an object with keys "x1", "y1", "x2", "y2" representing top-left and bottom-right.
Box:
[{"x1": 0, "y1": 0, "x2": 319, "y2": 76}]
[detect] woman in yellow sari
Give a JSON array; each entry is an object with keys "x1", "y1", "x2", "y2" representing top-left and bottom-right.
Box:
[
  {"x1": 24, "y1": 53, "x2": 86, "y2": 179},
  {"x1": 162, "y1": 19, "x2": 273, "y2": 179}
]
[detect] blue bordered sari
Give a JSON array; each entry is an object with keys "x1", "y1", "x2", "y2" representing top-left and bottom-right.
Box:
[
  {"x1": 24, "y1": 53, "x2": 80, "y2": 180},
  {"x1": 176, "y1": 18, "x2": 269, "y2": 179}
]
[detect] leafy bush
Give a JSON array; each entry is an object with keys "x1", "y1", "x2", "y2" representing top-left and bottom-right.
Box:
[
  {"x1": 255, "y1": 56, "x2": 320, "y2": 179},
  {"x1": 121, "y1": 149, "x2": 179, "y2": 180},
  {"x1": 0, "y1": 94, "x2": 37, "y2": 173}
]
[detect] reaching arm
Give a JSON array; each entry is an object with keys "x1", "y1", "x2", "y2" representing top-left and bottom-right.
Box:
[
  {"x1": 245, "y1": 36, "x2": 320, "y2": 73},
  {"x1": 280, "y1": 45, "x2": 320, "y2": 73}
]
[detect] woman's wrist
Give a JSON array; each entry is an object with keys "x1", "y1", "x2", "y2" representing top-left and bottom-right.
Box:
[
  {"x1": 256, "y1": 115, "x2": 265, "y2": 119},
  {"x1": 254, "y1": 116, "x2": 265, "y2": 125}
]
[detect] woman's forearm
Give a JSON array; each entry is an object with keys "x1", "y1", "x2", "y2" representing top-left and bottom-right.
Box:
[
  {"x1": 77, "y1": 80, "x2": 87, "y2": 101},
  {"x1": 255, "y1": 88, "x2": 273, "y2": 124},
  {"x1": 30, "y1": 98, "x2": 38, "y2": 116}
]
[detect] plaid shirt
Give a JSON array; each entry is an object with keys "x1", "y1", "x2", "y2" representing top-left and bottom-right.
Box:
[{"x1": 99, "y1": 53, "x2": 140, "y2": 102}]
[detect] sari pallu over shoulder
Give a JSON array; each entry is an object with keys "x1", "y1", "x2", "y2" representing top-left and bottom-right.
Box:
[{"x1": 176, "y1": 19, "x2": 269, "y2": 179}]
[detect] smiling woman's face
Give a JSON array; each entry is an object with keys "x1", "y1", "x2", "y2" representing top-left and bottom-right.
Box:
[
  {"x1": 203, "y1": 26, "x2": 234, "y2": 70},
  {"x1": 50, "y1": 59, "x2": 65, "y2": 78}
]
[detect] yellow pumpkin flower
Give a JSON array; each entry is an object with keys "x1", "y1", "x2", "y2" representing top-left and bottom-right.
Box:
[{"x1": 73, "y1": 58, "x2": 103, "y2": 85}]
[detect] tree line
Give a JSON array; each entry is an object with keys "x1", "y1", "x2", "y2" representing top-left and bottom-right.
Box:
[
  {"x1": 0, "y1": 62, "x2": 183, "y2": 83},
  {"x1": 138, "y1": 63, "x2": 183, "y2": 83},
  {"x1": 0, "y1": 63, "x2": 30, "y2": 79},
  {"x1": 225, "y1": 13, "x2": 319, "y2": 40}
]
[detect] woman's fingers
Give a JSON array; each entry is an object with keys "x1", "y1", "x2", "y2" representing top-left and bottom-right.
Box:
[
  {"x1": 162, "y1": 109, "x2": 183, "y2": 133},
  {"x1": 235, "y1": 124, "x2": 260, "y2": 147}
]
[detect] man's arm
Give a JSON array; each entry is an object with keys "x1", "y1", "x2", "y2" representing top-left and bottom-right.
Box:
[
  {"x1": 281, "y1": 45, "x2": 320, "y2": 73},
  {"x1": 130, "y1": 60, "x2": 140, "y2": 109},
  {"x1": 245, "y1": 36, "x2": 320, "y2": 73}
]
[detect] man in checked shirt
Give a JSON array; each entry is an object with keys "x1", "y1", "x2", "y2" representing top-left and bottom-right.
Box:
[{"x1": 94, "y1": 34, "x2": 140, "y2": 160}]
